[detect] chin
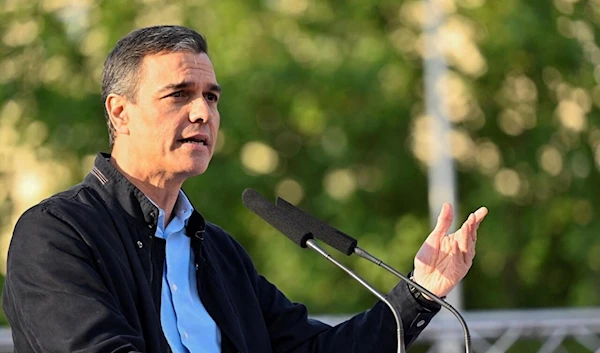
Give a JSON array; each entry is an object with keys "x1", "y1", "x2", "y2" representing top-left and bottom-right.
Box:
[
  {"x1": 170, "y1": 153, "x2": 212, "y2": 178},
  {"x1": 179, "y1": 162, "x2": 210, "y2": 178}
]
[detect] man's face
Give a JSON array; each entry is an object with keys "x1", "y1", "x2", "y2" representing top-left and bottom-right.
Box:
[{"x1": 121, "y1": 51, "x2": 221, "y2": 179}]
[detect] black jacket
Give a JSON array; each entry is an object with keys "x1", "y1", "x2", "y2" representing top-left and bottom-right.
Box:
[{"x1": 2, "y1": 153, "x2": 440, "y2": 353}]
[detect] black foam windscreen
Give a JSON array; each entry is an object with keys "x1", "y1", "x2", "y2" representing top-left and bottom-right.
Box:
[
  {"x1": 242, "y1": 189, "x2": 313, "y2": 248},
  {"x1": 275, "y1": 197, "x2": 357, "y2": 255}
]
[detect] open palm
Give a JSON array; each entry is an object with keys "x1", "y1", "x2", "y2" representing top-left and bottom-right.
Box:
[{"x1": 413, "y1": 203, "x2": 488, "y2": 298}]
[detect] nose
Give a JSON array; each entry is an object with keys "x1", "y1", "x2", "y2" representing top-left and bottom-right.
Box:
[{"x1": 189, "y1": 97, "x2": 211, "y2": 123}]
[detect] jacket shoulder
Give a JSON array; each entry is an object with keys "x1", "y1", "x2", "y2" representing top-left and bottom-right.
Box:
[
  {"x1": 12, "y1": 184, "x2": 106, "y2": 244},
  {"x1": 204, "y1": 222, "x2": 247, "y2": 251},
  {"x1": 203, "y1": 222, "x2": 257, "y2": 268},
  {"x1": 32, "y1": 183, "x2": 102, "y2": 218}
]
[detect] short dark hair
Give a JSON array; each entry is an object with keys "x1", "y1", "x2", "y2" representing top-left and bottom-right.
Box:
[{"x1": 101, "y1": 25, "x2": 208, "y2": 150}]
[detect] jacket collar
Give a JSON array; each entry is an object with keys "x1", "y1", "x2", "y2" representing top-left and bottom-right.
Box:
[
  {"x1": 84, "y1": 152, "x2": 158, "y2": 228},
  {"x1": 83, "y1": 152, "x2": 206, "y2": 232}
]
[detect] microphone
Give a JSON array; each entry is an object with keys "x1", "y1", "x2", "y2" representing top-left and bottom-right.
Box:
[
  {"x1": 275, "y1": 196, "x2": 473, "y2": 353},
  {"x1": 242, "y1": 189, "x2": 407, "y2": 353},
  {"x1": 275, "y1": 197, "x2": 357, "y2": 254},
  {"x1": 242, "y1": 189, "x2": 312, "y2": 248}
]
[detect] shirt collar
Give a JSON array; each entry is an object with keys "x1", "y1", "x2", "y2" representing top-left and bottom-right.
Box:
[{"x1": 147, "y1": 190, "x2": 194, "y2": 228}]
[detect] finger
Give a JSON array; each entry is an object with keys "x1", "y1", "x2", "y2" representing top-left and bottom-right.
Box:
[
  {"x1": 460, "y1": 213, "x2": 478, "y2": 245},
  {"x1": 466, "y1": 212, "x2": 478, "y2": 242},
  {"x1": 457, "y1": 223, "x2": 476, "y2": 267},
  {"x1": 474, "y1": 207, "x2": 488, "y2": 225},
  {"x1": 452, "y1": 239, "x2": 461, "y2": 259},
  {"x1": 463, "y1": 246, "x2": 474, "y2": 268},
  {"x1": 466, "y1": 235, "x2": 476, "y2": 266},
  {"x1": 428, "y1": 203, "x2": 454, "y2": 242},
  {"x1": 458, "y1": 213, "x2": 474, "y2": 253},
  {"x1": 472, "y1": 207, "x2": 488, "y2": 232}
]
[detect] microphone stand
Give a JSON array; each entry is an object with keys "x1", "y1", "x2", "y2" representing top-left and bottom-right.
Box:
[
  {"x1": 353, "y1": 247, "x2": 472, "y2": 353},
  {"x1": 306, "y1": 239, "x2": 407, "y2": 353},
  {"x1": 241, "y1": 189, "x2": 407, "y2": 353},
  {"x1": 273, "y1": 196, "x2": 472, "y2": 353}
]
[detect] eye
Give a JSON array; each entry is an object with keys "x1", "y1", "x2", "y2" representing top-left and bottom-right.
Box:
[
  {"x1": 167, "y1": 90, "x2": 186, "y2": 99},
  {"x1": 205, "y1": 92, "x2": 219, "y2": 102}
]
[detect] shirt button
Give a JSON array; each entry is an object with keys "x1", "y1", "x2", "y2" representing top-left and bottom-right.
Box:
[
  {"x1": 171, "y1": 284, "x2": 178, "y2": 291},
  {"x1": 137, "y1": 241, "x2": 143, "y2": 248},
  {"x1": 416, "y1": 320, "x2": 426, "y2": 327},
  {"x1": 195, "y1": 263, "x2": 199, "y2": 271}
]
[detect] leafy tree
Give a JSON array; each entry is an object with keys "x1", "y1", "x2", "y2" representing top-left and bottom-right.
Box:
[{"x1": 1, "y1": 0, "x2": 599, "y2": 335}]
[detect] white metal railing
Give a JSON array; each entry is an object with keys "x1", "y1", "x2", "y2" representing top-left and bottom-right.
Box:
[
  {"x1": 0, "y1": 308, "x2": 599, "y2": 352},
  {"x1": 317, "y1": 307, "x2": 600, "y2": 352}
]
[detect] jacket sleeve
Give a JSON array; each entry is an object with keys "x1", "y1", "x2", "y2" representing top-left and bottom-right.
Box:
[
  {"x1": 2, "y1": 204, "x2": 144, "y2": 353},
  {"x1": 256, "y1": 272, "x2": 439, "y2": 353},
  {"x1": 222, "y1": 225, "x2": 441, "y2": 353}
]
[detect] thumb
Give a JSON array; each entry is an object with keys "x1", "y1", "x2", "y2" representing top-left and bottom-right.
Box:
[{"x1": 427, "y1": 203, "x2": 453, "y2": 242}]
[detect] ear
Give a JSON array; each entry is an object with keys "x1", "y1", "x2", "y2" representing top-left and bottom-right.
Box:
[{"x1": 105, "y1": 93, "x2": 131, "y2": 136}]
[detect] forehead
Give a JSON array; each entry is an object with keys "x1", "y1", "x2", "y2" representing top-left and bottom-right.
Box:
[{"x1": 138, "y1": 51, "x2": 216, "y2": 87}]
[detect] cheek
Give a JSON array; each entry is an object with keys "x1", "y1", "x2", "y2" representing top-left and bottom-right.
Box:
[
  {"x1": 128, "y1": 119, "x2": 147, "y2": 141},
  {"x1": 133, "y1": 120, "x2": 158, "y2": 141},
  {"x1": 211, "y1": 111, "x2": 221, "y2": 131},
  {"x1": 130, "y1": 116, "x2": 170, "y2": 150}
]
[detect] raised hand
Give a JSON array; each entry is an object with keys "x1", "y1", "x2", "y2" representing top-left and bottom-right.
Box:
[{"x1": 412, "y1": 203, "x2": 488, "y2": 298}]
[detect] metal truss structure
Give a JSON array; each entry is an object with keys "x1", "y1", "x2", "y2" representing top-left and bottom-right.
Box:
[
  {"x1": 0, "y1": 308, "x2": 598, "y2": 352},
  {"x1": 317, "y1": 308, "x2": 600, "y2": 353}
]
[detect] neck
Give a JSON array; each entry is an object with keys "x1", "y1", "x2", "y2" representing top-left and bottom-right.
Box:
[{"x1": 110, "y1": 149, "x2": 183, "y2": 225}]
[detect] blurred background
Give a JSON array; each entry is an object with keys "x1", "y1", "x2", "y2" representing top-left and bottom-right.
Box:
[{"x1": 2, "y1": 0, "x2": 600, "y2": 352}]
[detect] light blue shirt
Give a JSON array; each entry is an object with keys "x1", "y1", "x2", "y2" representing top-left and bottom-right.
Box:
[{"x1": 150, "y1": 191, "x2": 221, "y2": 353}]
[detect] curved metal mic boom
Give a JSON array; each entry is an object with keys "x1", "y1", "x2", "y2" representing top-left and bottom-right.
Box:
[
  {"x1": 275, "y1": 196, "x2": 473, "y2": 353},
  {"x1": 241, "y1": 189, "x2": 407, "y2": 353}
]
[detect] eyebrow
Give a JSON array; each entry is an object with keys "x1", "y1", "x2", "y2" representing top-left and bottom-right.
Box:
[{"x1": 158, "y1": 81, "x2": 222, "y2": 95}]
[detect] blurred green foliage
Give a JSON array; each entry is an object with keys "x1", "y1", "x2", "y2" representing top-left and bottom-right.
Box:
[{"x1": 1, "y1": 0, "x2": 600, "y2": 331}]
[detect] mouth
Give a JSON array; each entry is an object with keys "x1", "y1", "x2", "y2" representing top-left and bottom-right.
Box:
[{"x1": 179, "y1": 136, "x2": 209, "y2": 147}]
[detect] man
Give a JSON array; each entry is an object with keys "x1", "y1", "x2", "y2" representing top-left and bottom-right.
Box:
[{"x1": 2, "y1": 25, "x2": 488, "y2": 353}]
